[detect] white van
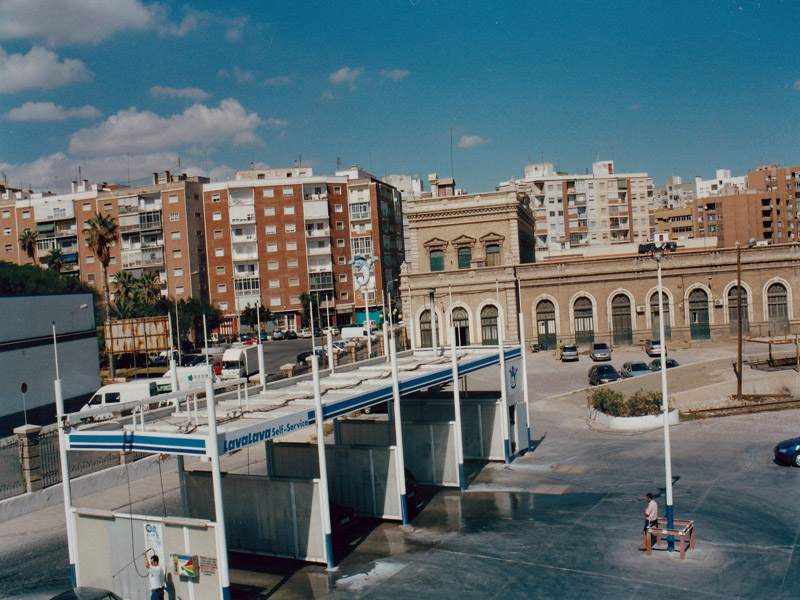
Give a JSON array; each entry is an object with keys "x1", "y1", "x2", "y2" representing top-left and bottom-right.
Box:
[
  {"x1": 340, "y1": 326, "x2": 377, "y2": 342},
  {"x1": 80, "y1": 381, "x2": 159, "y2": 420}
]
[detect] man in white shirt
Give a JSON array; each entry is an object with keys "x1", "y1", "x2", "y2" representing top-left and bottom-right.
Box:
[
  {"x1": 143, "y1": 551, "x2": 165, "y2": 600},
  {"x1": 639, "y1": 493, "x2": 659, "y2": 550}
]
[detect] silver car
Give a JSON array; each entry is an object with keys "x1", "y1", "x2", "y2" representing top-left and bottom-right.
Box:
[
  {"x1": 560, "y1": 344, "x2": 579, "y2": 362},
  {"x1": 589, "y1": 342, "x2": 612, "y2": 361}
]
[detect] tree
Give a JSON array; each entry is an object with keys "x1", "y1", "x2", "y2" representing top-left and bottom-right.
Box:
[
  {"x1": 18, "y1": 230, "x2": 38, "y2": 265},
  {"x1": 137, "y1": 271, "x2": 161, "y2": 304},
  {"x1": 241, "y1": 303, "x2": 272, "y2": 330},
  {"x1": 85, "y1": 212, "x2": 119, "y2": 377},
  {"x1": 113, "y1": 271, "x2": 138, "y2": 302},
  {"x1": 45, "y1": 247, "x2": 65, "y2": 272}
]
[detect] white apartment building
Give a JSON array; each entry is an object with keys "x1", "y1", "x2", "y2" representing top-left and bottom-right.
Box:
[{"x1": 654, "y1": 169, "x2": 749, "y2": 210}]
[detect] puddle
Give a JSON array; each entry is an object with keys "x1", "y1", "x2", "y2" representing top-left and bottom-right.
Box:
[{"x1": 334, "y1": 560, "x2": 407, "y2": 591}]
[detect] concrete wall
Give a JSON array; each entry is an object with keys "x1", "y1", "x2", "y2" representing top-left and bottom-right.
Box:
[
  {"x1": 73, "y1": 509, "x2": 219, "y2": 600},
  {"x1": 186, "y1": 470, "x2": 327, "y2": 563}
]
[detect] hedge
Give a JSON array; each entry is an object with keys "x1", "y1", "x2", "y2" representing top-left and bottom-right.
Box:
[{"x1": 588, "y1": 388, "x2": 665, "y2": 417}]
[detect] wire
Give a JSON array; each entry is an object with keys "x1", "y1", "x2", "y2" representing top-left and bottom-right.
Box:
[
  {"x1": 124, "y1": 458, "x2": 149, "y2": 579},
  {"x1": 158, "y1": 454, "x2": 167, "y2": 517}
]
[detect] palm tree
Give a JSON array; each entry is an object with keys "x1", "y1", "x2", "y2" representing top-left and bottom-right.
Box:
[
  {"x1": 46, "y1": 247, "x2": 65, "y2": 272},
  {"x1": 113, "y1": 271, "x2": 138, "y2": 302},
  {"x1": 137, "y1": 271, "x2": 161, "y2": 304},
  {"x1": 18, "y1": 230, "x2": 39, "y2": 265},
  {"x1": 85, "y1": 212, "x2": 119, "y2": 378}
]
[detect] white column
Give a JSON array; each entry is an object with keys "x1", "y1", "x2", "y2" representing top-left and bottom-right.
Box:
[
  {"x1": 497, "y1": 314, "x2": 511, "y2": 464},
  {"x1": 389, "y1": 335, "x2": 408, "y2": 523},
  {"x1": 257, "y1": 302, "x2": 266, "y2": 389},
  {"x1": 204, "y1": 370, "x2": 231, "y2": 598},
  {"x1": 450, "y1": 327, "x2": 466, "y2": 490},
  {"x1": 326, "y1": 329, "x2": 334, "y2": 373},
  {"x1": 383, "y1": 320, "x2": 390, "y2": 362},
  {"x1": 312, "y1": 355, "x2": 335, "y2": 569}
]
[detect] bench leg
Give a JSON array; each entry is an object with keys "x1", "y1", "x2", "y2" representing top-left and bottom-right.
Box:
[
  {"x1": 690, "y1": 526, "x2": 695, "y2": 549},
  {"x1": 646, "y1": 531, "x2": 652, "y2": 556},
  {"x1": 680, "y1": 534, "x2": 685, "y2": 559},
  {"x1": 656, "y1": 530, "x2": 662, "y2": 547}
]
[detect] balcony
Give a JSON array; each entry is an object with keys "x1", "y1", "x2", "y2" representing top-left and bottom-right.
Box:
[
  {"x1": 231, "y1": 232, "x2": 257, "y2": 244},
  {"x1": 229, "y1": 205, "x2": 255, "y2": 224},
  {"x1": 304, "y1": 192, "x2": 328, "y2": 202},
  {"x1": 306, "y1": 227, "x2": 331, "y2": 238},
  {"x1": 307, "y1": 244, "x2": 332, "y2": 256},
  {"x1": 139, "y1": 211, "x2": 162, "y2": 231},
  {"x1": 122, "y1": 250, "x2": 143, "y2": 269},
  {"x1": 304, "y1": 200, "x2": 329, "y2": 220},
  {"x1": 232, "y1": 243, "x2": 258, "y2": 262},
  {"x1": 142, "y1": 248, "x2": 164, "y2": 267}
]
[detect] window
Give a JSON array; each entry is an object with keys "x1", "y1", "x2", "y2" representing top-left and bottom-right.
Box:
[
  {"x1": 337, "y1": 256, "x2": 346, "y2": 265},
  {"x1": 215, "y1": 247, "x2": 224, "y2": 257},
  {"x1": 212, "y1": 211, "x2": 222, "y2": 221},
  {"x1": 171, "y1": 231, "x2": 181, "y2": 239},
  {"x1": 335, "y1": 204, "x2": 343, "y2": 212},
  {"x1": 286, "y1": 241, "x2": 297, "y2": 251},
  {"x1": 2, "y1": 227, "x2": 9, "y2": 235},
  {"x1": 22, "y1": 210, "x2": 30, "y2": 218},
  {"x1": 270, "y1": 297, "x2": 281, "y2": 306},
  {"x1": 336, "y1": 221, "x2": 344, "y2": 230},
  {"x1": 264, "y1": 207, "x2": 275, "y2": 216},
  {"x1": 285, "y1": 223, "x2": 296, "y2": 233},
  {"x1": 289, "y1": 277, "x2": 300, "y2": 286},
  {"x1": 267, "y1": 243, "x2": 278, "y2": 252},
  {"x1": 282, "y1": 187, "x2": 294, "y2": 196},
  {"x1": 350, "y1": 202, "x2": 370, "y2": 220},
  {"x1": 82, "y1": 203, "x2": 90, "y2": 211},
  {"x1": 287, "y1": 258, "x2": 299, "y2": 268},
  {"x1": 213, "y1": 229, "x2": 223, "y2": 239},
  {"x1": 218, "y1": 301, "x2": 228, "y2": 310},
  {"x1": 481, "y1": 306, "x2": 499, "y2": 346},
  {"x1": 174, "y1": 268, "x2": 183, "y2": 277},
  {"x1": 217, "y1": 284, "x2": 227, "y2": 293},
  {"x1": 211, "y1": 194, "x2": 220, "y2": 203},
  {"x1": 284, "y1": 206, "x2": 295, "y2": 215},
  {"x1": 173, "y1": 249, "x2": 182, "y2": 259},
  {"x1": 269, "y1": 279, "x2": 280, "y2": 288},
  {"x1": 268, "y1": 260, "x2": 279, "y2": 270},
  {"x1": 457, "y1": 247, "x2": 472, "y2": 269},
  {"x1": 340, "y1": 291, "x2": 349, "y2": 300},
  {"x1": 169, "y1": 194, "x2": 178, "y2": 204},
  {"x1": 430, "y1": 249, "x2": 444, "y2": 272},
  {"x1": 109, "y1": 256, "x2": 116, "y2": 265},
  {"x1": 103, "y1": 203, "x2": 112, "y2": 211},
  {"x1": 266, "y1": 225, "x2": 276, "y2": 234},
  {"x1": 485, "y1": 244, "x2": 501, "y2": 267},
  {"x1": 339, "y1": 273, "x2": 347, "y2": 282},
  {"x1": 334, "y1": 186, "x2": 342, "y2": 194},
  {"x1": 337, "y1": 239, "x2": 345, "y2": 247},
  {"x1": 352, "y1": 236, "x2": 372, "y2": 255},
  {"x1": 168, "y1": 213, "x2": 178, "y2": 222},
  {"x1": 4, "y1": 244, "x2": 11, "y2": 252},
  {"x1": 290, "y1": 296, "x2": 300, "y2": 305},
  {"x1": 216, "y1": 265, "x2": 225, "y2": 274},
  {"x1": 86, "y1": 256, "x2": 95, "y2": 264},
  {"x1": 87, "y1": 273, "x2": 95, "y2": 283}
]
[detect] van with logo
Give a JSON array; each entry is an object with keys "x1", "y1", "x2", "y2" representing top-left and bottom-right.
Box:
[{"x1": 80, "y1": 380, "x2": 159, "y2": 420}]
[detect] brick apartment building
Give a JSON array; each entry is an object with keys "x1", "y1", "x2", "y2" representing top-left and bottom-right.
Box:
[{"x1": 202, "y1": 166, "x2": 403, "y2": 331}]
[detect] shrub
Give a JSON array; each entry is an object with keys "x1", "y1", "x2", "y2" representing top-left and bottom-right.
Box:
[{"x1": 589, "y1": 388, "x2": 665, "y2": 417}]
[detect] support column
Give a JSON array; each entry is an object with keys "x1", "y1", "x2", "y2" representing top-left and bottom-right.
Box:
[
  {"x1": 497, "y1": 314, "x2": 511, "y2": 464},
  {"x1": 311, "y1": 355, "x2": 336, "y2": 569},
  {"x1": 518, "y1": 312, "x2": 532, "y2": 454},
  {"x1": 450, "y1": 328, "x2": 466, "y2": 490},
  {"x1": 177, "y1": 455, "x2": 189, "y2": 518},
  {"x1": 14, "y1": 424, "x2": 43, "y2": 493},
  {"x1": 389, "y1": 336, "x2": 409, "y2": 523}
]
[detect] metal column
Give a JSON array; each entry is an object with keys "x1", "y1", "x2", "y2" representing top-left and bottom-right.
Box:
[
  {"x1": 311, "y1": 355, "x2": 336, "y2": 569},
  {"x1": 450, "y1": 328, "x2": 466, "y2": 489},
  {"x1": 389, "y1": 335, "x2": 409, "y2": 523}
]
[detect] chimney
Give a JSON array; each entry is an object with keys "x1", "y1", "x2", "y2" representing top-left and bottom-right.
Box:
[
  {"x1": 164, "y1": 170, "x2": 170, "y2": 183},
  {"x1": 71, "y1": 181, "x2": 78, "y2": 193},
  {"x1": 153, "y1": 172, "x2": 159, "y2": 185},
  {"x1": 83, "y1": 179, "x2": 88, "y2": 191}
]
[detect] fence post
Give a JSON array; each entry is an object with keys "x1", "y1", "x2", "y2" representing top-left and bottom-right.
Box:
[
  {"x1": 14, "y1": 424, "x2": 43, "y2": 493},
  {"x1": 119, "y1": 452, "x2": 136, "y2": 465}
]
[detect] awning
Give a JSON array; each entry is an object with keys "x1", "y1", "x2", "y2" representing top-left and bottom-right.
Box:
[{"x1": 35, "y1": 222, "x2": 55, "y2": 234}]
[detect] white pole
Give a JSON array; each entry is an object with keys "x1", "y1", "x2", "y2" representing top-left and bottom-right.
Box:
[
  {"x1": 203, "y1": 313, "x2": 209, "y2": 364},
  {"x1": 365, "y1": 290, "x2": 372, "y2": 358},
  {"x1": 311, "y1": 355, "x2": 335, "y2": 569},
  {"x1": 497, "y1": 314, "x2": 511, "y2": 464},
  {"x1": 430, "y1": 290, "x2": 438, "y2": 356},
  {"x1": 256, "y1": 301, "x2": 266, "y2": 389},
  {"x1": 310, "y1": 299, "x2": 317, "y2": 356},
  {"x1": 389, "y1": 335, "x2": 408, "y2": 523},
  {"x1": 408, "y1": 279, "x2": 416, "y2": 352},
  {"x1": 450, "y1": 326, "x2": 466, "y2": 490},
  {"x1": 383, "y1": 320, "x2": 390, "y2": 362},
  {"x1": 518, "y1": 311, "x2": 532, "y2": 454},
  {"x1": 327, "y1": 329, "x2": 334, "y2": 373},
  {"x1": 168, "y1": 315, "x2": 179, "y2": 398},
  {"x1": 175, "y1": 302, "x2": 181, "y2": 364},
  {"x1": 52, "y1": 323, "x2": 78, "y2": 587},
  {"x1": 204, "y1": 369, "x2": 231, "y2": 597},
  {"x1": 656, "y1": 254, "x2": 675, "y2": 550}
]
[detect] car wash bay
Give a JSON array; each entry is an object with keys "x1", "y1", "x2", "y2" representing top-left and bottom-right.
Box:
[{"x1": 62, "y1": 341, "x2": 529, "y2": 600}]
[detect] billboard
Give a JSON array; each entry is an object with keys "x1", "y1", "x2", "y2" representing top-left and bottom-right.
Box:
[{"x1": 105, "y1": 316, "x2": 169, "y2": 355}]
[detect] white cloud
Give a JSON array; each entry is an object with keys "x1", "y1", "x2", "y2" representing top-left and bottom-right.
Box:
[
  {"x1": 150, "y1": 85, "x2": 210, "y2": 102},
  {"x1": 218, "y1": 66, "x2": 254, "y2": 83},
  {"x1": 793, "y1": 80, "x2": 800, "y2": 91},
  {"x1": 264, "y1": 75, "x2": 291, "y2": 86},
  {"x1": 264, "y1": 117, "x2": 288, "y2": 127},
  {"x1": 224, "y1": 16, "x2": 249, "y2": 42},
  {"x1": 329, "y1": 66, "x2": 363, "y2": 88},
  {"x1": 0, "y1": 45, "x2": 89, "y2": 93},
  {"x1": 379, "y1": 68, "x2": 410, "y2": 81},
  {"x1": 68, "y1": 98, "x2": 263, "y2": 157},
  {"x1": 458, "y1": 135, "x2": 490, "y2": 148},
  {"x1": 3, "y1": 101, "x2": 100, "y2": 121},
  {"x1": 0, "y1": 0, "x2": 153, "y2": 46}
]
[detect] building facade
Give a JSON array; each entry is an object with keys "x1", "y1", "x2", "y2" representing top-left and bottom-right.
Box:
[{"x1": 203, "y1": 166, "x2": 403, "y2": 331}]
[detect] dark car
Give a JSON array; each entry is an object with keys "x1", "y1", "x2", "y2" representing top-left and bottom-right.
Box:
[
  {"x1": 285, "y1": 330, "x2": 298, "y2": 340},
  {"x1": 50, "y1": 588, "x2": 124, "y2": 600},
  {"x1": 649, "y1": 357, "x2": 680, "y2": 371},
  {"x1": 180, "y1": 353, "x2": 201, "y2": 366},
  {"x1": 313, "y1": 327, "x2": 323, "y2": 337},
  {"x1": 774, "y1": 437, "x2": 800, "y2": 466},
  {"x1": 588, "y1": 364, "x2": 621, "y2": 386}
]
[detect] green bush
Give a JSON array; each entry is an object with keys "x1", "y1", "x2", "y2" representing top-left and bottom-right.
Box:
[{"x1": 589, "y1": 388, "x2": 665, "y2": 417}]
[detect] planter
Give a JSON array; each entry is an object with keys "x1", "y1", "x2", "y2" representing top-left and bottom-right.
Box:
[{"x1": 588, "y1": 407, "x2": 680, "y2": 431}]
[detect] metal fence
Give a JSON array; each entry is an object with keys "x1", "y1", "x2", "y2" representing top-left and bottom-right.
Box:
[
  {"x1": 0, "y1": 437, "x2": 24, "y2": 501},
  {"x1": 39, "y1": 429, "x2": 122, "y2": 487}
]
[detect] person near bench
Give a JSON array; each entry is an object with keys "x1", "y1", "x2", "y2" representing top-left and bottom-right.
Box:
[{"x1": 639, "y1": 492, "x2": 658, "y2": 550}]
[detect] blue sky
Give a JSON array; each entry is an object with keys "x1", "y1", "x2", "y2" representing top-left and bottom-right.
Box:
[{"x1": 1, "y1": 0, "x2": 799, "y2": 194}]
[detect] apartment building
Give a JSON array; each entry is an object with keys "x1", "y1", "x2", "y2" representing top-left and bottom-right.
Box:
[
  {"x1": 2, "y1": 173, "x2": 208, "y2": 300},
  {"x1": 500, "y1": 160, "x2": 653, "y2": 252},
  {"x1": 653, "y1": 169, "x2": 748, "y2": 211},
  {"x1": 203, "y1": 166, "x2": 403, "y2": 331}
]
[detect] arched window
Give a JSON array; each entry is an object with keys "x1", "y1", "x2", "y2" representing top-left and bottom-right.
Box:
[
  {"x1": 420, "y1": 309, "x2": 432, "y2": 347},
  {"x1": 481, "y1": 305, "x2": 499, "y2": 346},
  {"x1": 536, "y1": 299, "x2": 556, "y2": 349},
  {"x1": 649, "y1": 291, "x2": 671, "y2": 340},
  {"x1": 728, "y1": 286, "x2": 749, "y2": 335},
  {"x1": 429, "y1": 250, "x2": 444, "y2": 272},
  {"x1": 452, "y1": 307, "x2": 470, "y2": 345},
  {"x1": 457, "y1": 247, "x2": 472, "y2": 269},
  {"x1": 573, "y1": 297, "x2": 594, "y2": 345},
  {"x1": 485, "y1": 244, "x2": 501, "y2": 267},
  {"x1": 611, "y1": 294, "x2": 632, "y2": 345},
  {"x1": 689, "y1": 289, "x2": 710, "y2": 340},
  {"x1": 768, "y1": 283, "x2": 789, "y2": 334}
]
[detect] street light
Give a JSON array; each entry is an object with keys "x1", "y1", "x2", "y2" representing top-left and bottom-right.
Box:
[{"x1": 638, "y1": 240, "x2": 677, "y2": 551}]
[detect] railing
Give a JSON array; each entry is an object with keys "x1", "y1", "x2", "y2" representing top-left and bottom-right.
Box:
[
  {"x1": 0, "y1": 437, "x2": 24, "y2": 501},
  {"x1": 231, "y1": 234, "x2": 258, "y2": 243}
]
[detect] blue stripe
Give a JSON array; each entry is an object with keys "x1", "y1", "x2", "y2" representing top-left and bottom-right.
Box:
[
  {"x1": 69, "y1": 432, "x2": 206, "y2": 450},
  {"x1": 70, "y1": 443, "x2": 207, "y2": 455}
]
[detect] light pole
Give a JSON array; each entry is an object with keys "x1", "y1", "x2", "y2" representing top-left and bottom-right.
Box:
[{"x1": 639, "y1": 240, "x2": 677, "y2": 551}]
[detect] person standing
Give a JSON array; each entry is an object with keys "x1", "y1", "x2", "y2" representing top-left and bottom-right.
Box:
[
  {"x1": 639, "y1": 493, "x2": 659, "y2": 550},
  {"x1": 143, "y1": 551, "x2": 165, "y2": 600}
]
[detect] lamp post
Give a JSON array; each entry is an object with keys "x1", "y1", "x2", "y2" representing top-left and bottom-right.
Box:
[
  {"x1": 639, "y1": 240, "x2": 677, "y2": 551},
  {"x1": 736, "y1": 242, "x2": 743, "y2": 403}
]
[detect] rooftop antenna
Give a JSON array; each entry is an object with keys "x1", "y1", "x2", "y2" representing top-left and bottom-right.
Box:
[
  {"x1": 127, "y1": 154, "x2": 131, "y2": 187},
  {"x1": 450, "y1": 126, "x2": 454, "y2": 179},
  {"x1": 203, "y1": 151, "x2": 209, "y2": 178},
  {"x1": 78, "y1": 165, "x2": 82, "y2": 183},
  {"x1": 178, "y1": 155, "x2": 182, "y2": 176}
]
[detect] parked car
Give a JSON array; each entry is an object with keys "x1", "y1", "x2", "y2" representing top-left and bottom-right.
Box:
[
  {"x1": 50, "y1": 588, "x2": 124, "y2": 600},
  {"x1": 645, "y1": 339, "x2": 666, "y2": 357},
  {"x1": 299, "y1": 328, "x2": 312, "y2": 338},
  {"x1": 324, "y1": 326, "x2": 340, "y2": 336},
  {"x1": 560, "y1": 344, "x2": 579, "y2": 362},
  {"x1": 620, "y1": 361, "x2": 652, "y2": 378},
  {"x1": 179, "y1": 353, "x2": 201, "y2": 367},
  {"x1": 285, "y1": 330, "x2": 298, "y2": 340},
  {"x1": 774, "y1": 437, "x2": 800, "y2": 466},
  {"x1": 589, "y1": 342, "x2": 612, "y2": 361},
  {"x1": 259, "y1": 331, "x2": 268, "y2": 342},
  {"x1": 313, "y1": 327, "x2": 322, "y2": 337},
  {"x1": 588, "y1": 364, "x2": 621, "y2": 386},
  {"x1": 649, "y1": 357, "x2": 680, "y2": 371},
  {"x1": 272, "y1": 329, "x2": 285, "y2": 341}
]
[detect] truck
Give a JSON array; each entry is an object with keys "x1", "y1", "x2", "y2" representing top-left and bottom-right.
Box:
[
  {"x1": 155, "y1": 365, "x2": 215, "y2": 393},
  {"x1": 220, "y1": 345, "x2": 260, "y2": 380}
]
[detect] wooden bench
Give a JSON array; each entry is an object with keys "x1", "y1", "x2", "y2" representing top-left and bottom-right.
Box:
[{"x1": 646, "y1": 518, "x2": 695, "y2": 559}]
